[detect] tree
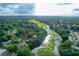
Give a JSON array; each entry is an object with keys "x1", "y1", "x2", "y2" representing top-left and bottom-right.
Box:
[
  {"x1": 61, "y1": 40, "x2": 73, "y2": 48},
  {"x1": 17, "y1": 44, "x2": 32, "y2": 56},
  {"x1": 37, "y1": 47, "x2": 54, "y2": 56},
  {"x1": 59, "y1": 40, "x2": 77, "y2": 56},
  {"x1": 6, "y1": 43, "x2": 18, "y2": 53},
  {"x1": 10, "y1": 35, "x2": 19, "y2": 44},
  {"x1": 0, "y1": 30, "x2": 7, "y2": 36},
  {"x1": 0, "y1": 30, "x2": 9, "y2": 42}
]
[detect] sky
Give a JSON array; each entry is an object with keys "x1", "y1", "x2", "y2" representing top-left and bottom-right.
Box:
[
  {"x1": 0, "y1": 3, "x2": 79, "y2": 16},
  {"x1": 0, "y1": 3, "x2": 34, "y2": 15}
]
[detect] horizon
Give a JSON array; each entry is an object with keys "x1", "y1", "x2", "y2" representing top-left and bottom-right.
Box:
[{"x1": 0, "y1": 15, "x2": 79, "y2": 17}]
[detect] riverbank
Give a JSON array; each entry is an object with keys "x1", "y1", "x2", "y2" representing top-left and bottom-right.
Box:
[{"x1": 31, "y1": 20, "x2": 62, "y2": 56}]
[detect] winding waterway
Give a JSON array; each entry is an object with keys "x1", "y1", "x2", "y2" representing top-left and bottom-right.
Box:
[
  {"x1": 32, "y1": 25, "x2": 62, "y2": 56},
  {"x1": 0, "y1": 24, "x2": 62, "y2": 56}
]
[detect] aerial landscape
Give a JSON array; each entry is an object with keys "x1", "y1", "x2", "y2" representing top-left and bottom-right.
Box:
[{"x1": 0, "y1": 3, "x2": 79, "y2": 56}]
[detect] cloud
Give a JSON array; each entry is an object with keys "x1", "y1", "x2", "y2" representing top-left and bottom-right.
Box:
[
  {"x1": 33, "y1": 3, "x2": 79, "y2": 16},
  {"x1": 0, "y1": 8, "x2": 16, "y2": 14},
  {"x1": 73, "y1": 8, "x2": 79, "y2": 11},
  {"x1": 56, "y1": 3, "x2": 72, "y2": 6},
  {"x1": 6, "y1": 4, "x2": 20, "y2": 9},
  {"x1": 15, "y1": 4, "x2": 34, "y2": 14},
  {"x1": 33, "y1": 3, "x2": 73, "y2": 16},
  {"x1": 0, "y1": 3, "x2": 34, "y2": 15},
  {"x1": 0, "y1": 3, "x2": 79, "y2": 16}
]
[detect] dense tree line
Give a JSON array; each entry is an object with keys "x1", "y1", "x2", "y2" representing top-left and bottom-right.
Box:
[{"x1": 0, "y1": 19, "x2": 47, "y2": 56}]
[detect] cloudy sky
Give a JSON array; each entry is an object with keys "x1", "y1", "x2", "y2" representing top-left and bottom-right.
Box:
[
  {"x1": 0, "y1": 3, "x2": 79, "y2": 16},
  {"x1": 0, "y1": 3, "x2": 34, "y2": 15}
]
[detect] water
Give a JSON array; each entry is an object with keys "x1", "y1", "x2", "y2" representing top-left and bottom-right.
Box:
[
  {"x1": 53, "y1": 33, "x2": 62, "y2": 56},
  {"x1": 32, "y1": 25, "x2": 51, "y2": 55},
  {"x1": 43, "y1": 25, "x2": 51, "y2": 44},
  {"x1": 32, "y1": 25, "x2": 62, "y2": 56}
]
